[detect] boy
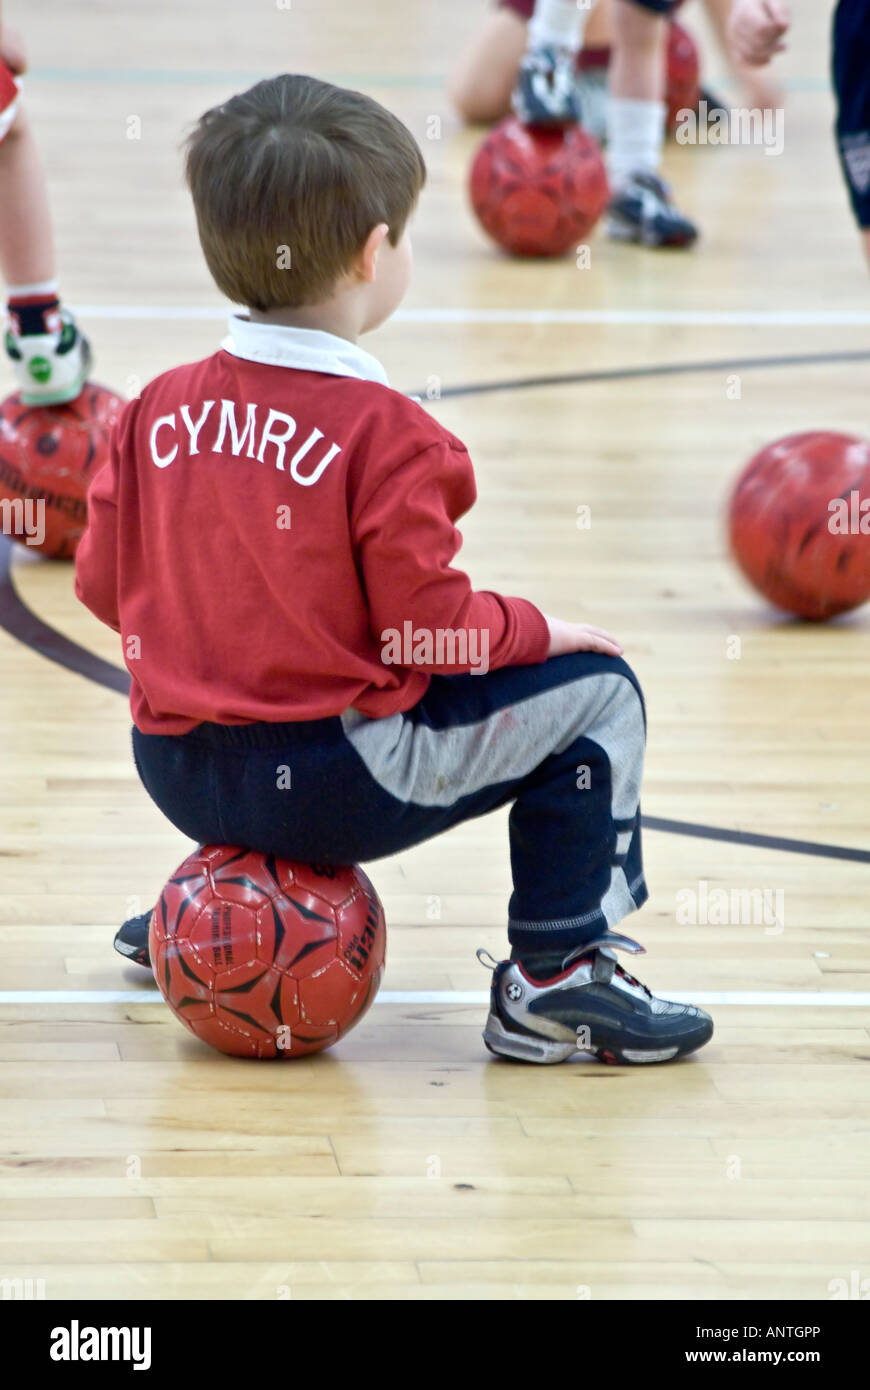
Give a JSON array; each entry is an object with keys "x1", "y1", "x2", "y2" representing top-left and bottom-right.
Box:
[
  {"x1": 75, "y1": 74, "x2": 713, "y2": 1066},
  {"x1": 0, "y1": 7, "x2": 91, "y2": 403}
]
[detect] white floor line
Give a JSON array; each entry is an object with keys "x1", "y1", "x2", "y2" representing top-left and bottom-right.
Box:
[
  {"x1": 1, "y1": 989, "x2": 870, "y2": 1007},
  {"x1": 70, "y1": 304, "x2": 870, "y2": 328}
]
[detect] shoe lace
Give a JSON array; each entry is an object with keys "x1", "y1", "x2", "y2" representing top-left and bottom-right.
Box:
[{"x1": 612, "y1": 961, "x2": 652, "y2": 997}]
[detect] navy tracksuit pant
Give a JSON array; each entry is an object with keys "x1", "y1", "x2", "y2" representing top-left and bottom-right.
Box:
[
  {"x1": 833, "y1": 0, "x2": 870, "y2": 228},
  {"x1": 132, "y1": 652, "x2": 648, "y2": 957}
]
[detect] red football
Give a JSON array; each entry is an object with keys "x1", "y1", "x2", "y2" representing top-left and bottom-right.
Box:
[
  {"x1": 0, "y1": 384, "x2": 125, "y2": 558},
  {"x1": 728, "y1": 431, "x2": 870, "y2": 620},
  {"x1": 469, "y1": 116, "x2": 609, "y2": 257},
  {"x1": 149, "y1": 846, "x2": 386, "y2": 1058}
]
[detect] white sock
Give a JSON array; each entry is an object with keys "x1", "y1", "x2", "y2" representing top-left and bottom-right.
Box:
[
  {"x1": 7, "y1": 279, "x2": 60, "y2": 300},
  {"x1": 528, "y1": 0, "x2": 592, "y2": 55},
  {"x1": 606, "y1": 98, "x2": 666, "y2": 189}
]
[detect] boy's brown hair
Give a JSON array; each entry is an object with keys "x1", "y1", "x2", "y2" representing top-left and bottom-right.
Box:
[{"x1": 185, "y1": 74, "x2": 426, "y2": 311}]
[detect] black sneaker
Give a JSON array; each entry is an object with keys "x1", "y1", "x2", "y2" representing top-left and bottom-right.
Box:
[
  {"x1": 511, "y1": 45, "x2": 583, "y2": 127},
  {"x1": 479, "y1": 931, "x2": 713, "y2": 1065},
  {"x1": 114, "y1": 910, "x2": 153, "y2": 969},
  {"x1": 607, "y1": 171, "x2": 698, "y2": 248}
]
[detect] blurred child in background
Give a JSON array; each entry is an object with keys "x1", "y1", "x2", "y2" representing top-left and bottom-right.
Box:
[{"x1": 0, "y1": 3, "x2": 91, "y2": 404}]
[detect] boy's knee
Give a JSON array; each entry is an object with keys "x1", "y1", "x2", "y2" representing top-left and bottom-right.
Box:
[
  {"x1": 550, "y1": 652, "x2": 646, "y2": 728},
  {"x1": 448, "y1": 71, "x2": 511, "y2": 125},
  {"x1": 619, "y1": 662, "x2": 645, "y2": 707},
  {"x1": 601, "y1": 659, "x2": 646, "y2": 734}
]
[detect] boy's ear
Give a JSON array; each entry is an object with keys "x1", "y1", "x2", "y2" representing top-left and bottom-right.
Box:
[{"x1": 355, "y1": 223, "x2": 390, "y2": 283}]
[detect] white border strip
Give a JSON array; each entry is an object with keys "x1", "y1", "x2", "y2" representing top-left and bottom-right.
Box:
[
  {"x1": 1, "y1": 989, "x2": 869, "y2": 1006},
  {"x1": 69, "y1": 305, "x2": 870, "y2": 328}
]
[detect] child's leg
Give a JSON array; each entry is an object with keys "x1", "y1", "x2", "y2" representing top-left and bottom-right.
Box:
[
  {"x1": 448, "y1": 7, "x2": 528, "y2": 124},
  {"x1": 450, "y1": 1, "x2": 614, "y2": 138},
  {"x1": 0, "y1": 101, "x2": 54, "y2": 284},
  {"x1": 606, "y1": 0, "x2": 698, "y2": 246},
  {"x1": 0, "y1": 68, "x2": 91, "y2": 404},
  {"x1": 512, "y1": 0, "x2": 601, "y2": 125},
  {"x1": 832, "y1": 0, "x2": 870, "y2": 273}
]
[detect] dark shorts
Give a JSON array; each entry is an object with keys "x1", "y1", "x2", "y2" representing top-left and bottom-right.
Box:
[
  {"x1": 501, "y1": 0, "x2": 681, "y2": 17},
  {"x1": 621, "y1": 0, "x2": 682, "y2": 12},
  {"x1": 832, "y1": 0, "x2": 870, "y2": 227}
]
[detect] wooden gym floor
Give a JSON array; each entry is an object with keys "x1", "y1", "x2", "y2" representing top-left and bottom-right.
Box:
[{"x1": 1, "y1": 0, "x2": 869, "y2": 1301}]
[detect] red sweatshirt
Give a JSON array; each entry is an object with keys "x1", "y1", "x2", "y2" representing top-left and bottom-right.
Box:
[{"x1": 75, "y1": 318, "x2": 550, "y2": 734}]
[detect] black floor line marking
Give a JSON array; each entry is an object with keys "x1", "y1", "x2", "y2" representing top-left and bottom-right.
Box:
[
  {"x1": 0, "y1": 538, "x2": 129, "y2": 694},
  {"x1": 1, "y1": 348, "x2": 868, "y2": 867},
  {"x1": 643, "y1": 816, "x2": 870, "y2": 865},
  {"x1": 413, "y1": 349, "x2": 870, "y2": 401}
]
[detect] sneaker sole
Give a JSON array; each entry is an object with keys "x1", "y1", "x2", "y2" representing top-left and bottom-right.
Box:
[
  {"x1": 606, "y1": 216, "x2": 698, "y2": 249},
  {"x1": 19, "y1": 342, "x2": 93, "y2": 408},
  {"x1": 483, "y1": 1013, "x2": 577, "y2": 1064},
  {"x1": 483, "y1": 1010, "x2": 713, "y2": 1066},
  {"x1": 20, "y1": 382, "x2": 88, "y2": 407}
]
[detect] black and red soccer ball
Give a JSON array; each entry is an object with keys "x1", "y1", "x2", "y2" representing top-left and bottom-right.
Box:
[
  {"x1": 469, "y1": 116, "x2": 609, "y2": 257},
  {"x1": 729, "y1": 430, "x2": 870, "y2": 620},
  {"x1": 150, "y1": 846, "x2": 387, "y2": 1058},
  {"x1": 0, "y1": 384, "x2": 124, "y2": 558}
]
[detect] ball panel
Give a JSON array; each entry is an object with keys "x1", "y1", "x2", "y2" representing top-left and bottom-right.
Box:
[
  {"x1": 185, "y1": 901, "x2": 262, "y2": 973},
  {"x1": 299, "y1": 957, "x2": 364, "y2": 1025},
  {"x1": 265, "y1": 893, "x2": 338, "y2": 978},
  {"x1": 276, "y1": 859, "x2": 360, "y2": 910}
]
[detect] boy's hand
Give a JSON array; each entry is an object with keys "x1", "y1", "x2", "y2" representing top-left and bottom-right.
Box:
[
  {"x1": 728, "y1": 0, "x2": 790, "y2": 67},
  {"x1": 0, "y1": 25, "x2": 28, "y2": 76},
  {"x1": 544, "y1": 615, "x2": 624, "y2": 659}
]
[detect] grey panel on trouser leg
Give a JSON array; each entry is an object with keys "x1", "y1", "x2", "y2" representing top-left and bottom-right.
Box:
[
  {"x1": 340, "y1": 671, "x2": 645, "y2": 821},
  {"x1": 590, "y1": 679, "x2": 646, "y2": 927},
  {"x1": 600, "y1": 824, "x2": 643, "y2": 927}
]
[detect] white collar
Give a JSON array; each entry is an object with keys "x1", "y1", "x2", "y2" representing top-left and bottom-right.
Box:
[{"x1": 221, "y1": 315, "x2": 390, "y2": 386}]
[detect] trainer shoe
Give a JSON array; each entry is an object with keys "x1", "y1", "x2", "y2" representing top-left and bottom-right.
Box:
[
  {"x1": 606, "y1": 171, "x2": 698, "y2": 248},
  {"x1": 512, "y1": 45, "x2": 583, "y2": 127},
  {"x1": 479, "y1": 931, "x2": 713, "y2": 1065},
  {"x1": 114, "y1": 909, "x2": 153, "y2": 970},
  {"x1": 5, "y1": 304, "x2": 93, "y2": 406}
]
